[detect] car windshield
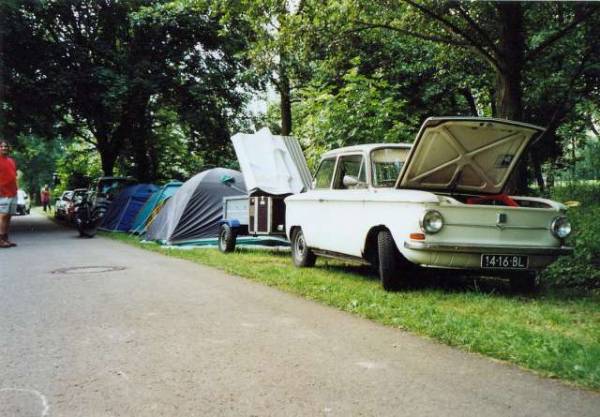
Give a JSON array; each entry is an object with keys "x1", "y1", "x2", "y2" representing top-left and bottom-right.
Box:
[
  {"x1": 371, "y1": 147, "x2": 411, "y2": 188},
  {"x1": 99, "y1": 179, "x2": 127, "y2": 195}
]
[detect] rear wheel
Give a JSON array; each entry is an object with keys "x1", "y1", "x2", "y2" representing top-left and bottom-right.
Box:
[
  {"x1": 218, "y1": 224, "x2": 237, "y2": 253},
  {"x1": 377, "y1": 230, "x2": 408, "y2": 291},
  {"x1": 291, "y1": 228, "x2": 316, "y2": 267},
  {"x1": 509, "y1": 271, "x2": 538, "y2": 294}
]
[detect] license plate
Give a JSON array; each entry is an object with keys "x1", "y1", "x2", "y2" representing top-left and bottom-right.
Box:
[{"x1": 481, "y1": 254, "x2": 528, "y2": 269}]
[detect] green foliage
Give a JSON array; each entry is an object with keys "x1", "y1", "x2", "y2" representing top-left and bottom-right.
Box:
[
  {"x1": 2, "y1": 0, "x2": 255, "y2": 180},
  {"x1": 289, "y1": 0, "x2": 600, "y2": 189},
  {"x1": 3, "y1": 0, "x2": 599, "y2": 188},
  {"x1": 54, "y1": 141, "x2": 103, "y2": 193},
  {"x1": 541, "y1": 184, "x2": 600, "y2": 290},
  {"x1": 294, "y1": 68, "x2": 411, "y2": 168},
  {"x1": 576, "y1": 139, "x2": 600, "y2": 180},
  {"x1": 11, "y1": 135, "x2": 62, "y2": 202}
]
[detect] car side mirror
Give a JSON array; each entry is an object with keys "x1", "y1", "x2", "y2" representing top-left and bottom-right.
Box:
[{"x1": 343, "y1": 175, "x2": 359, "y2": 188}]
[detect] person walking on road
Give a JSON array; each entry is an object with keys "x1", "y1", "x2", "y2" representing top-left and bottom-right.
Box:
[
  {"x1": 0, "y1": 139, "x2": 18, "y2": 248},
  {"x1": 40, "y1": 184, "x2": 51, "y2": 212}
]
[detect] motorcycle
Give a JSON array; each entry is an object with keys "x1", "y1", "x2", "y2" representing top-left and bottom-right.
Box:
[{"x1": 73, "y1": 192, "x2": 107, "y2": 238}]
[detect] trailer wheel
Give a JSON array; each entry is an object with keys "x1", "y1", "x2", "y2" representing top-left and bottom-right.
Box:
[
  {"x1": 377, "y1": 230, "x2": 408, "y2": 291},
  {"x1": 219, "y1": 224, "x2": 237, "y2": 253},
  {"x1": 291, "y1": 228, "x2": 316, "y2": 267}
]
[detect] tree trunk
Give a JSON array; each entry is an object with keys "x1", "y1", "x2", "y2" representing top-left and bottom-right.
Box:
[
  {"x1": 130, "y1": 96, "x2": 153, "y2": 182},
  {"x1": 495, "y1": 3, "x2": 524, "y2": 121},
  {"x1": 98, "y1": 143, "x2": 117, "y2": 176},
  {"x1": 496, "y1": 2, "x2": 528, "y2": 194},
  {"x1": 279, "y1": 70, "x2": 292, "y2": 136},
  {"x1": 461, "y1": 88, "x2": 478, "y2": 116},
  {"x1": 532, "y1": 153, "x2": 545, "y2": 192},
  {"x1": 546, "y1": 159, "x2": 556, "y2": 190}
]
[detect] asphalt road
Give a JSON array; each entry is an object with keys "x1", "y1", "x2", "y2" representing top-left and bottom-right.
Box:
[{"x1": 0, "y1": 212, "x2": 598, "y2": 417}]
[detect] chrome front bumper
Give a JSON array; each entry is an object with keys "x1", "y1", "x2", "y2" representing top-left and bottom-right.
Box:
[{"x1": 404, "y1": 241, "x2": 574, "y2": 256}]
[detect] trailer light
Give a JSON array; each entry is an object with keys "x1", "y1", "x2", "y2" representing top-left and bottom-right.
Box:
[
  {"x1": 551, "y1": 216, "x2": 571, "y2": 239},
  {"x1": 420, "y1": 210, "x2": 444, "y2": 234},
  {"x1": 410, "y1": 233, "x2": 426, "y2": 240}
]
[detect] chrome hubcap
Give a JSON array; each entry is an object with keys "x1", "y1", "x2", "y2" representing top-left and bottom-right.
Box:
[{"x1": 296, "y1": 234, "x2": 305, "y2": 258}]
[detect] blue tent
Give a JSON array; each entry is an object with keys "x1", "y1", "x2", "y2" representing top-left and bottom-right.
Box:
[
  {"x1": 100, "y1": 183, "x2": 158, "y2": 232},
  {"x1": 129, "y1": 181, "x2": 182, "y2": 234}
]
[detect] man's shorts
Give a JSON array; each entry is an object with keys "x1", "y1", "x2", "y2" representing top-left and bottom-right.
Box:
[{"x1": 0, "y1": 196, "x2": 17, "y2": 215}]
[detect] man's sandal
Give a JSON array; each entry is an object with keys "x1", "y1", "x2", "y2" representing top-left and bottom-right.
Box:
[{"x1": 0, "y1": 240, "x2": 12, "y2": 248}]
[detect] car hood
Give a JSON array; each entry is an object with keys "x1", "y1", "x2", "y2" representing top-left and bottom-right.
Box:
[{"x1": 395, "y1": 117, "x2": 544, "y2": 194}]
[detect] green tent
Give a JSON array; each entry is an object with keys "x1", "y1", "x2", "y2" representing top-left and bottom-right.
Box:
[{"x1": 129, "y1": 181, "x2": 182, "y2": 235}]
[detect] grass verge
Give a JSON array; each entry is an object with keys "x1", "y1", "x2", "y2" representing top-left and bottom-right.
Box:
[{"x1": 102, "y1": 231, "x2": 600, "y2": 391}]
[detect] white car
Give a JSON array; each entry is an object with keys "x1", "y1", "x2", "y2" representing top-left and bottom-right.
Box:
[
  {"x1": 285, "y1": 117, "x2": 573, "y2": 291},
  {"x1": 55, "y1": 190, "x2": 74, "y2": 219},
  {"x1": 16, "y1": 189, "x2": 31, "y2": 215}
]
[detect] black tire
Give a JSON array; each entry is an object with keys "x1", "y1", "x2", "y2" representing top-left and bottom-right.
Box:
[
  {"x1": 509, "y1": 271, "x2": 538, "y2": 294},
  {"x1": 78, "y1": 222, "x2": 98, "y2": 238},
  {"x1": 219, "y1": 224, "x2": 237, "y2": 253},
  {"x1": 377, "y1": 230, "x2": 407, "y2": 291},
  {"x1": 77, "y1": 206, "x2": 100, "y2": 238},
  {"x1": 291, "y1": 228, "x2": 316, "y2": 267}
]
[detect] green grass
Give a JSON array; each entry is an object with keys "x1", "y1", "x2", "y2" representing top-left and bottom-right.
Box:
[{"x1": 102, "y1": 231, "x2": 600, "y2": 391}]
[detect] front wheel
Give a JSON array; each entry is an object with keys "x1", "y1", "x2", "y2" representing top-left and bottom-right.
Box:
[
  {"x1": 78, "y1": 220, "x2": 98, "y2": 238},
  {"x1": 291, "y1": 228, "x2": 316, "y2": 267},
  {"x1": 218, "y1": 224, "x2": 237, "y2": 253},
  {"x1": 76, "y1": 205, "x2": 100, "y2": 238},
  {"x1": 377, "y1": 230, "x2": 408, "y2": 291}
]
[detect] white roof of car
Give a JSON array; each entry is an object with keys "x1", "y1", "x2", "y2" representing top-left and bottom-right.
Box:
[{"x1": 321, "y1": 143, "x2": 412, "y2": 159}]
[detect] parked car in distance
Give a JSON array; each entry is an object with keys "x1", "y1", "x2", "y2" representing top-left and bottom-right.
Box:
[
  {"x1": 65, "y1": 188, "x2": 88, "y2": 223},
  {"x1": 16, "y1": 189, "x2": 31, "y2": 215},
  {"x1": 55, "y1": 190, "x2": 74, "y2": 219},
  {"x1": 285, "y1": 117, "x2": 574, "y2": 292},
  {"x1": 91, "y1": 176, "x2": 136, "y2": 209}
]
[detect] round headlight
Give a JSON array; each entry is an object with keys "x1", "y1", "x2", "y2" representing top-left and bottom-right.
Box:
[
  {"x1": 420, "y1": 210, "x2": 444, "y2": 234},
  {"x1": 551, "y1": 216, "x2": 572, "y2": 239}
]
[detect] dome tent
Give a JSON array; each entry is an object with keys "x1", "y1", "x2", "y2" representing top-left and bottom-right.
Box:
[
  {"x1": 146, "y1": 168, "x2": 246, "y2": 244},
  {"x1": 129, "y1": 181, "x2": 182, "y2": 235},
  {"x1": 100, "y1": 183, "x2": 159, "y2": 232}
]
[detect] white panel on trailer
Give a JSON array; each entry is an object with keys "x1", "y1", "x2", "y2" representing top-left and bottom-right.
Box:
[{"x1": 231, "y1": 128, "x2": 312, "y2": 195}]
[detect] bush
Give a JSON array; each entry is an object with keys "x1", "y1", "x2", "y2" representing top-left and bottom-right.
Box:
[{"x1": 540, "y1": 183, "x2": 600, "y2": 290}]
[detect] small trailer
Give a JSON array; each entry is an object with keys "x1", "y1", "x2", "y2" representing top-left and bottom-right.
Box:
[{"x1": 218, "y1": 128, "x2": 312, "y2": 252}]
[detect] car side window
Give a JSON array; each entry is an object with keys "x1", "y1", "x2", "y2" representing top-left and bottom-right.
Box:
[
  {"x1": 313, "y1": 158, "x2": 336, "y2": 189},
  {"x1": 333, "y1": 154, "x2": 366, "y2": 190}
]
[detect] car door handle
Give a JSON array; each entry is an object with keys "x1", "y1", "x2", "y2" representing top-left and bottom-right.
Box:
[{"x1": 318, "y1": 199, "x2": 324, "y2": 203}]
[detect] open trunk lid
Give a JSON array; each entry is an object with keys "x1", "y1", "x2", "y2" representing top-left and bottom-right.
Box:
[
  {"x1": 396, "y1": 117, "x2": 544, "y2": 194},
  {"x1": 231, "y1": 128, "x2": 313, "y2": 195}
]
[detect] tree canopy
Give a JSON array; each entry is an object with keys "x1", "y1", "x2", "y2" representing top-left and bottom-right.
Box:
[{"x1": 1, "y1": 0, "x2": 598, "y2": 190}]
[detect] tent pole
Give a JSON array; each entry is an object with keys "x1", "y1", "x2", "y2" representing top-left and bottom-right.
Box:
[{"x1": 115, "y1": 196, "x2": 132, "y2": 231}]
